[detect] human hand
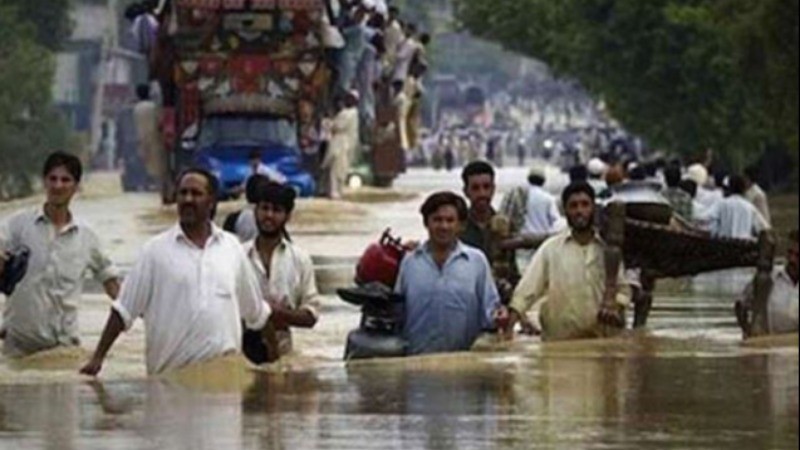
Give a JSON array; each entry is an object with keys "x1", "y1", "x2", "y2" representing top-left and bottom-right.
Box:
[
  {"x1": 402, "y1": 240, "x2": 420, "y2": 252},
  {"x1": 518, "y1": 318, "x2": 541, "y2": 336},
  {"x1": 79, "y1": 357, "x2": 104, "y2": 377},
  {"x1": 597, "y1": 303, "x2": 625, "y2": 328}
]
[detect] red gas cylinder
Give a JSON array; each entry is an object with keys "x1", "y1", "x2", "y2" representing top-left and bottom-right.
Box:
[{"x1": 356, "y1": 229, "x2": 406, "y2": 288}]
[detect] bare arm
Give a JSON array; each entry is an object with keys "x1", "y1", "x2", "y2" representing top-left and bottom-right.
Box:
[
  {"x1": 270, "y1": 307, "x2": 317, "y2": 329},
  {"x1": 80, "y1": 309, "x2": 126, "y2": 376}
]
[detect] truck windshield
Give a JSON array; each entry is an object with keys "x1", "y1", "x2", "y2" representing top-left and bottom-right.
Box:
[{"x1": 198, "y1": 117, "x2": 298, "y2": 149}]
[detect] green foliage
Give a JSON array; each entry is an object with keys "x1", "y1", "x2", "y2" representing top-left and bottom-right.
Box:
[
  {"x1": 0, "y1": 5, "x2": 71, "y2": 199},
  {"x1": 2, "y1": 0, "x2": 73, "y2": 51},
  {"x1": 455, "y1": 0, "x2": 799, "y2": 170}
]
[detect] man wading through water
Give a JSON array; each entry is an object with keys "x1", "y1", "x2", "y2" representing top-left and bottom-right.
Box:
[
  {"x1": 81, "y1": 169, "x2": 271, "y2": 375},
  {"x1": 0, "y1": 152, "x2": 121, "y2": 357},
  {"x1": 502, "y1": 182, "x2": 631, "y2": 340},
  {"x1": 242, "y1": 182, "x2": 321, "y2": 363}
]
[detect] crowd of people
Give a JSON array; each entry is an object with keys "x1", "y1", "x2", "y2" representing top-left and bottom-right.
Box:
[
  {"x1": 321, "y1": 2, "x2": 431, "y2": 198},
  {"x1": 1, "y1": 149, "x2": 795, "y2": 376}
]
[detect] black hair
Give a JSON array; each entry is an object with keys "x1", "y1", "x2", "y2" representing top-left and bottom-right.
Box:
[
  {"x1": 644, "y1": 162, "x2": 658, "y2": 178},
  {"x1": 177, "y1": 168, "x2": 219, "y2": 198},
  {"x1": 569, "y1": 165, "x2": 588, "y2": 183},
  {"x1": 713, "y1": 170, "x2": 727, "y2": 189},
  {"x1": 253, "y1": 181, "x2": 297, "y2": 214},
  {"x1": 245, "y1": 174, "x2": 271, "y2": 204},
  {"x1": 628, "y1": 166, "x2": 647, "y2": 181},
  {"x1": 43, "y1": 151, "x2": 83, "y2": 183},
  {"x1": 461, "y1": 161, "x2": 495, "y2": 187},
  {"x1": 679, "y1": 179, "x2": 698, "y2": 198},
  {"x1": 664, "y1": 165, "x2": 682, "y2": 188},
  {"x1": 728, "y1": 174, "x2": 747, "y2": 196},
  {"x1": 419, "y1": 33, "x2": 431, "y2": 46},
  {"x1": 248, "y1": 149, "x2": 262, "y2": 161},
  {"x1": 136, "y1": 84, "x2": 150, "y2": 101},
  {"x1": 561, "y1": 181, "x2": 596, "y2": 206},
  {"x1": 420, "y1": 192, "x2": 468, "y2": 225},
  {"x1": 528, "y1": 174, "x2": 546, "y2": 187},
  {"x1": 790, "y1": 229, "x2": 799, "y2": 244}
]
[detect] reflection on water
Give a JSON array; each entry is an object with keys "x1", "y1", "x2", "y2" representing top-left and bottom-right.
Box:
[
  {"x1": 0, "y1": 347, "x2": 796, "y2": 450},
  {"x1": 0, "y1": 234, "x2": 797, "y2": 450}
]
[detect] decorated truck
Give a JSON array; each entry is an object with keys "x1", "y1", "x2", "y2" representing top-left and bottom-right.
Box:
[{"x1": 152, "y1": 0, "x2": 336, "y2": 202}]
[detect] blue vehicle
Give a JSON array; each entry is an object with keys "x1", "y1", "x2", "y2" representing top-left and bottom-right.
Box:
[{"x1": 191, "y1": 116, "x2": 316, "y2": 199}]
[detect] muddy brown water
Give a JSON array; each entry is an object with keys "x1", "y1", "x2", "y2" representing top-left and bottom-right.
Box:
[{"x1": 0, "y1": 168, "x2": 796, "y2": 449}]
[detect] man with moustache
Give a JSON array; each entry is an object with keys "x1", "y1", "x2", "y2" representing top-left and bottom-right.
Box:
[
  {"x1": 502, "y1": 182, "x2": 631, "y2": 341},
  {"x1": 0, "y1": 152, "x2": 120, "y2": 357},
  {"x1": 395, "y1": 192, "x2": 503, "y2": 355},
  {"x1": 80, "y1": 169, "x2": 271, "y2": 376},
  {"x1": 241, "y1": 182, "x2": 321, "y2": 363}
]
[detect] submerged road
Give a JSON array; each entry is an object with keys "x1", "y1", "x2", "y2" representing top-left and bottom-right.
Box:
[{"x1": 0, "y1": 168, "x2": 796, "y2": 450}]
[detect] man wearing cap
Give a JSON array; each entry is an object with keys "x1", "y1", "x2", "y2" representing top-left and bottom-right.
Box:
[
  {"x1": 241, "y1": 182, "x2": 321, "y2": 363},
  {"x1": 502, "y1": 182, "x2": 631, "y2": 341},
  {"x1": 587, "y1": 158, "x2": 608, "y2": 195}
]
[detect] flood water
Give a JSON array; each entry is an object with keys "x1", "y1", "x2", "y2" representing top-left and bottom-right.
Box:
[{"x1": 0, "y1": 169, "x2": 796, "y2": 450}]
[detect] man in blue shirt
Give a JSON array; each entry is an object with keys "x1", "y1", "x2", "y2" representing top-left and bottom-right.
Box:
[{"x1": 395, "y1": 192, "x2": 503, "y2": 355}]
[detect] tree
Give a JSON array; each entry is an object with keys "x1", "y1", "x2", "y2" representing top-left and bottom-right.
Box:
[
  {"x1": 2, "y1": 0, "x2": 73, "y2": 51},
  {"x1": 455, "y1": 0, "x2": 799, "y2": 173},
  {"x1": 0, "y1": 5, "x2": 71, "y2": 199}
]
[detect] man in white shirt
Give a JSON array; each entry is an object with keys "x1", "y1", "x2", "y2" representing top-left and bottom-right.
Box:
[
  {"x1": 736, "y1": 230, "x2": 799, "y2": 336},
  {"x1": 743, "y1": 166, "x2": 772, "y2": 227},
  {"x1": 698, "y1": 175, "x2": 770, "y2": 241},
  {"x1": 0, "y1": 152, "x2": 121, "y2": 357},
  {"x1": 80, "y1": 169, "x2": 271, "y2": 376},
  {"x1": 521, "y1": 166, "x2": 564, "y2": 236},
  {"x1": 242, "y1": 182, "x2": 321, "y2": 363}
]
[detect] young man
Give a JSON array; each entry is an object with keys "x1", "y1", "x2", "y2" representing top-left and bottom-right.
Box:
[
  {"x1": 242, "y1": 182, "x2": 321, "y2": 363},
  {"x1": 80, "y1": 169, "x2": 271, "y2": 376},
  {"x1": 0, "y1": 152, "x2": 120, "y2": 357},
  {"x1": 503, "y1": 182, "x2": 631, "y2": 341},
  {"x1": 736, "y1": 230, "x2": 799, "y2": 336},
  {"x1": 395, "y1": 192, "x2": 503, "y2": 355},
  {"x1": 460, "y1": 162, "x2": 520, "y2": 302}
]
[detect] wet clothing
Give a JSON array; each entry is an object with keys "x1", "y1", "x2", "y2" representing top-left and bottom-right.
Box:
[
  {"x1": 395, "y1": 241, "x2": 500, "y2": 355},
  {"x1": 698, "y1": 195, "x2": 770, "y2": 241},
  {"x1": 113, "y1": 224, "x2": 269, "y2": 374},
  {"x1": 0, "y1": 208, "x2": 118, "y2": 357},
  {"x1": 663, "y1": 187, "x2": 693, "y2": 222},
  {"x1": 745, "y1": 184, "x2": 772, "y2": 227},
  {"x1": 243, "y1": 239, "x2": 322, "y2": 357},
  {"x1": 510, "y1": 231, "x2": 631, "y2": 341},
  {"x1": 742, "y1": 269, "x2": 799, "y2": 334}
]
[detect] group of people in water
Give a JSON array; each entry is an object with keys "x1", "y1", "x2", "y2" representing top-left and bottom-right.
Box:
[{"x1": 0, "y1": 152, "x2": 796, "y2": 377}]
